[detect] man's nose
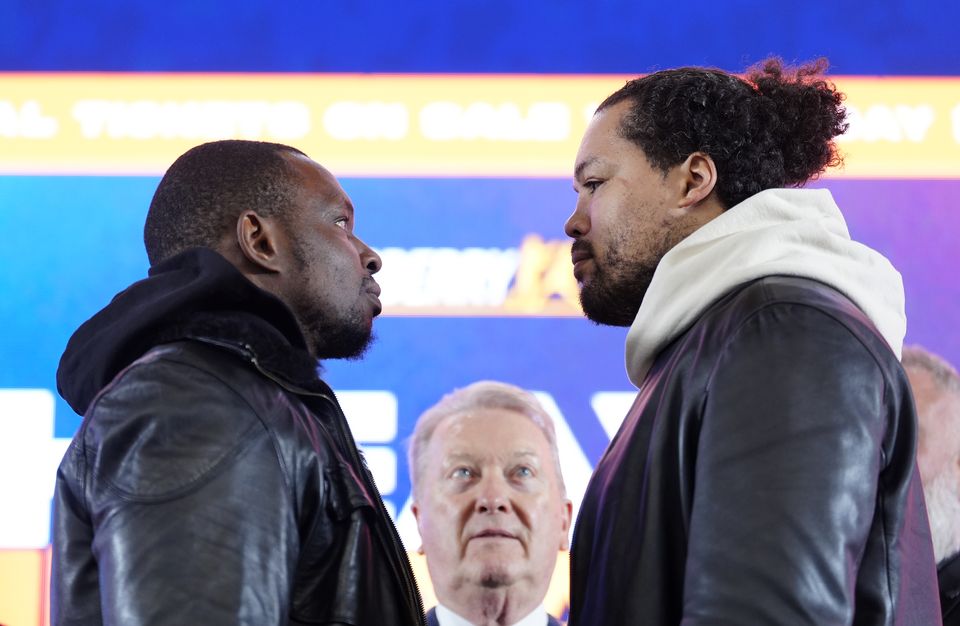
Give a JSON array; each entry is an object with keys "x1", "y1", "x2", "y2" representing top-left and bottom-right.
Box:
[
  {"x1": 474, "y1": 474, "x2": 511, "y2": 514},
  {"x1": 355, "y1": 236, "x2": 382, "y2": 273},
  {"x1": 564, "y1": 202, "x2": 590, "y2": 239}
]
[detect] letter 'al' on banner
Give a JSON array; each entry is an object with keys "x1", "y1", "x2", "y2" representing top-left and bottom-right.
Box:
[{"x1": 1, "y1": 73, "x2": 959, "y2": 178}]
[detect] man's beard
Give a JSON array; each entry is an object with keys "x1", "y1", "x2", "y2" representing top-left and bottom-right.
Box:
[
  {"x1": 288, "y1": 241, "x2": 375, "y2": 360},
  {"x1": 923, "y1": 470, "x2": 960, "y2": 563},
  {"x1": 577, "y1": 238, "x2": 659, "y2": 327},
  {"x1": 577, "y1": 214, "x2": 696, "y2": 327},
  {"x1": 298, "y1": 302, "x2": 374, "y2": 360}
]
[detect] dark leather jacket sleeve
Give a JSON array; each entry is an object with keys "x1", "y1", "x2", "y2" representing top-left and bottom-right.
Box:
[
  {"x1": 681, "y1": 303, "x2": 906, "y2": 623},
  {"x1": 54, "y1": 354, "x2": 301, "y2": 625}
]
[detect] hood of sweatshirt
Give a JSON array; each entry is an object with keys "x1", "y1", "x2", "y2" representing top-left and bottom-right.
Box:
[
  {"x1": 57, "y1": 247, "x2": 312, "y2": 415},
  {"x1": 625, "y1": 188, "x2": 906, "y2": 387}
]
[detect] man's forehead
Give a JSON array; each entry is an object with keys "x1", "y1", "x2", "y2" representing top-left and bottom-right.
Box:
[
  {"x1": 435, "y1": 409, "x2": 550, "y2": 444},
  {"x1": 282, "y1": 152, "x2": 353, "y2": 209},
  {"x1": 574, "y1": 155, "x2": 609, "y2": 181},
  {"x1": 574, "y1": 105, "x2": 634, "y2": 174},
  {"x1": 441, "y1": 448, "x2": 543, "y2": 464},
  {"x1": 584, "y1": 101, "x2": 629, "y2": 138}
]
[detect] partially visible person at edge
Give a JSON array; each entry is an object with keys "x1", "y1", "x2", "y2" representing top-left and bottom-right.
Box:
[
  {"x1": 903, "y1": 345, "x2": 960, "y2": 625},
  {"x1": 564, "y1": 58, "x2": 940, "y2": 624},
  {"x1": 51, "y1": 139, "x2": 425, "y2": 625},
  {"x1": 408, "y1": 381, "x2": 570, "y2": 626}
]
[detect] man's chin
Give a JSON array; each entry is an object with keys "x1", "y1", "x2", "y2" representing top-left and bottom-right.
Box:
[
  {"x1": 579, "y1": 289, "x2": 641, "y2": 327},
  {"x1": 472, "y1": 563, "x2": 517, "y2": 589},
  {"x1": 312, "y1": 327, "x2": 375, "y2": 360}
]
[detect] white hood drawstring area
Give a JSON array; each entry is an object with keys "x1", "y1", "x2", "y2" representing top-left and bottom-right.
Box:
[{"x1": 625, "y1": 188, "x2": 906, "y2": 388}]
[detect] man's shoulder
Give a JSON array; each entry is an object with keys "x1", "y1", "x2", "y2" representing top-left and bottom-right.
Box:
[
  {"x1": 704, "y1": 276, "x2": 892, "y2": 352},
  {"x1": 719, "y1": 275, "x2": 867, "y2": 321},
  {"x1": 677, "y1": 275, "x2": 904, "y2": 391},
  {"x1": 75, "y1": 340, "x2": 281, "y2": 499},
  {"x1": 87, "y1": 340, "x2": 265, "y2": 428}
]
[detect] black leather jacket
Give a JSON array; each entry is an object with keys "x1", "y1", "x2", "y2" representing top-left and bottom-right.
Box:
[
  {"x1": 570, "y1": 276, "x2": 941, "y2": 625},
  {"x1": 939, "y1": 552, "x2": 960, "y2": 626},
  {"x1": 52, "y1": 248, "x2": 425, "y2": 625}
]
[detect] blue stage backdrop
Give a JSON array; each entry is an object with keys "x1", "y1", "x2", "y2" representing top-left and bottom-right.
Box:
[{"x1": 1, "y1": 2, "x2": 959, "y2": 622}]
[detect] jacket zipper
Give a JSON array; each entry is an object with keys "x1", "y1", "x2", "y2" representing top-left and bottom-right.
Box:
[
  {"x1": 316, "y1": 390, "x2": 427, "y2": 626},
  {"x1": 568, "y1": 501, "x2": 581, "y2": 625},
  {"x1": 216, "y1": 339, "x2": 426, "y2": 625}
]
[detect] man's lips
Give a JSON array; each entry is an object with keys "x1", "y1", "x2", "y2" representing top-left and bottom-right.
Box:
[
  {"x1": 571, "y1": 248, "x2": 592, "y2": 265},
  {"x1": 470, "y1": 529, "x2": 519, "y2": 541},
  {"x1": 571, "y1": 243, "x2": 593, "y2": 281},
  {"x1": 364, "y1": 280, "x2": 382, "y2": 314},
  {"x1": 364, "y1": 281, "x2": 381, "y2": 298}
]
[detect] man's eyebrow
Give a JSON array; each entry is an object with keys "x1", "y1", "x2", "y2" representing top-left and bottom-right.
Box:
[
  {"x1": 574, "y1": 157, "x2": 599, "y2": 183},
  {"x1": 336, "y1": 199, "x2": 355, "y2": 222},
  {"x1": 444, "y1": 452, "x2": 477, "y2": 463}
]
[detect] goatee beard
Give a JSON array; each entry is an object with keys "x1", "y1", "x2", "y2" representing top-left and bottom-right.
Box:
[
  {"x1": 579, "y1": 263, "x2": 654, "y2": 327},
  {"x1": 306, "y1": 317, "x2": 374, "y2": 360}
]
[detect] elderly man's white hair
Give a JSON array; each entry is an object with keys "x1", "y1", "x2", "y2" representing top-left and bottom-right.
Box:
[
  {"x1": 903, "y1": 345, "x2": 960, "y2": 393},
  {"x1": 903, "y1": 344, "x2": 960, "y2": 562},
  {"x1": 408, "y1": 380, "x2": 566, "y2": 499}
]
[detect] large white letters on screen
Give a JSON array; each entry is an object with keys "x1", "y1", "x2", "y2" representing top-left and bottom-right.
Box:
[
  {"x1": 0, "y1": 388, "x2": 641, "y2": 550},
  {"x1": 590, "y1": 391, "x2": 637, "y2": 440},
  {"x1": 337, "y1": 390, "x2": 400, "y2": 519},
  {"x1": 0, "y1": 389, "x2": 70, "y2": 548}
]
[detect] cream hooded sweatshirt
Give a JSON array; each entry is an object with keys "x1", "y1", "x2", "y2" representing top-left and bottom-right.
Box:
[{"x1": 624, "y1": 188, "x2": 906, "y2": 388}]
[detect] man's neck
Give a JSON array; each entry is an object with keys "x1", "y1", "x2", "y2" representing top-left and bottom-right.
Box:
[{"x1": 439, "y1": 588, "x2": 541, "y2": 626}]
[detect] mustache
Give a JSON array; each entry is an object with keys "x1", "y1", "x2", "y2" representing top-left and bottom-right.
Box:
[
  {"x1": 571, "y1": 239, "x2": 595, "y2": 259},
  {"x1": 362, "y1": 277, "x2": 381, "y2": 296}
]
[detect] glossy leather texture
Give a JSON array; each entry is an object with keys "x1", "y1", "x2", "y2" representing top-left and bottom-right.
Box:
[
  {"x1": 52, "y1": 248, "x2": 425, "y2": 625},
  {"x1": 569, "y1": 276, "x2": 941, "y2": 626}
]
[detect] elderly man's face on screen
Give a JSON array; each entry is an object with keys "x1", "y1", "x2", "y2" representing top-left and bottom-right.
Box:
[{"x1": 412, "y1": 407, "x2": 571, "y2": 599}]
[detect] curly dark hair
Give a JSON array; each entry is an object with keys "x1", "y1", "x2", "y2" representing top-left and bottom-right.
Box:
[
  {"x1": 597, "y1": 58, "x2": 848, "y2": 209},
  {"x1": 143, "y1": 139, "x2": 306, "y2": 266}
]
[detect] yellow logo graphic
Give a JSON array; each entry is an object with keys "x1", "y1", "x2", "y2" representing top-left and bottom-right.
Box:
[{"x1": 378, "y1": 235, "x2": 581, "y2": 318}]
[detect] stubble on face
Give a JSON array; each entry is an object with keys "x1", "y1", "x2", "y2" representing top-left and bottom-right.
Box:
[
  {"x1": 578, "y1": 211, "x2": 694, "y2": 327},
  {"x1": 288, "y1": 236, "x2": 375, "y2": 360}
]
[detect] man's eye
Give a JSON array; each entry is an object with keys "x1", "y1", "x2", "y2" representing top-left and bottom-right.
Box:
[
  {"x1": 335, "y1": 217, "x2": 348, "y2": 229},
  {"x1": 584, "y1": 180, "x2": 602, "y2": 192},
  {"x1": 514, "y1": 466, "x2": 533, "y2": 479},
  {"x1": 451, "y1": 467, "x2": 473, "y2": 479}
]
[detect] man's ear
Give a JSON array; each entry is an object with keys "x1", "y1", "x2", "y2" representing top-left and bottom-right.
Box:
[
  {"x1": 235, "y1": 210, "x2": 284, "y2": 273},
  {"x1": 559, "y1": 498, "x2": 573, "y2": 551},
  {"x1": 677, "y1": 151, "x2": 718, "y2": 210},
  {"x1": 411, "y1": 501, "x2": 426, "y2": 554}
]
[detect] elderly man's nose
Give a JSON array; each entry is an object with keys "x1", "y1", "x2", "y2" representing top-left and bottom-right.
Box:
[{"x1": 475, "y1": 476, "x2": 511, "y2": 514}]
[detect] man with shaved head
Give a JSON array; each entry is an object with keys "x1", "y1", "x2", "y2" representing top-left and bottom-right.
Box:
[{"x1": 53, "y1": 140, "x2": 424, "y2": 625}]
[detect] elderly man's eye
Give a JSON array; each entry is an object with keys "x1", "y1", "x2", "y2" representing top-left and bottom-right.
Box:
[
  {"x1": 451, "y1": 467, "x2": 473, "y2": 479},
  {"x1": 514, "y1": 466, "x2": 534, "y2": 479},
  {"x1": 335, "y1": 217, "x2": 348, "y2": 229}
]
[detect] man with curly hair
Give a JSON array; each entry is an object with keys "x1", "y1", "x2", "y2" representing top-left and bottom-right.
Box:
[{"x1": 565, "y1": 60, "x2": 940, "y2": 624}]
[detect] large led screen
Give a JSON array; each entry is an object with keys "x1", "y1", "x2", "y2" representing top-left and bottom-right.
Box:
[{"x1": 2, "y1": 73, "x2": 959, "y2": 625}]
